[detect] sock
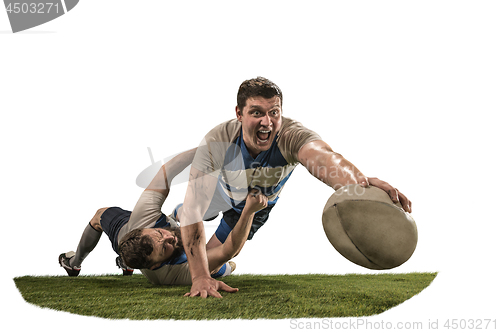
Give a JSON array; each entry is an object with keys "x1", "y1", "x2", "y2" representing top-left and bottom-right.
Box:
[
  {"x1": 210, "y1": 262, "x2": 233, "y2": 278},
  {"x1": 69, "y1": 223, "x2": 102, "y2": 268}
]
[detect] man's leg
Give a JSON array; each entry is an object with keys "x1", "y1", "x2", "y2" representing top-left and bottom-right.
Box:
[
  {"x1": 206, "y1": 234, "x2": 223, "y2": 250},
  {"x1": 59, "y1": 208, "x2": 106, "y2": 276}
]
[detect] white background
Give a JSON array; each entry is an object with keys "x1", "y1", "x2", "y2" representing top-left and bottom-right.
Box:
[{"x1": 1, "y1": 1, "x2": 499, "y2": 332}]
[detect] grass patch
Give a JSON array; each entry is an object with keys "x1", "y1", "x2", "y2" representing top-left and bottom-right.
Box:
[{"x1": 14, "y1": 272, "x2": 436, "y2": 320}]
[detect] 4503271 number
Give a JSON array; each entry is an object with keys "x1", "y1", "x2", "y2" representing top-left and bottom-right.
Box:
[
  {"x1": 6, "y1": 2, "x2": 60, "y2": 14},
  {"x1": 444, "y1": 319, "x2": 497, "y2": 330}
]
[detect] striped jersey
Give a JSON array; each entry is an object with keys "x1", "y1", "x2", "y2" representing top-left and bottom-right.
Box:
[{"x1": 192, "y1": 116, "x2": 321, "y2": 213}]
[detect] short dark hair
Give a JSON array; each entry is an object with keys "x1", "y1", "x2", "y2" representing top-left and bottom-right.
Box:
[
  {"x1": 118, "y1": 229, "x2": 154, "y2": 269},
  {"x1": 237, "y1": 77, "x2": 283, "y2": 111}
]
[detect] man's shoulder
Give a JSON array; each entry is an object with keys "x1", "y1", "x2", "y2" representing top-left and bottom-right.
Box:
[
  {"x1": 277, "y1": 116, "x2": 322, "y2": 164},
  {"x1": 205, "y1": 118, "x2": 241, "y2": 143},
  {"x1": 281, "y1": 116, "x2": 296, "y2": 125},
  {"x1": 278, "y1": 116, "x2": 320, "y2": 138},
  {"x1": 192, "y1": 119, "x2": 241, "y2": 172},
  {"x1": 279, "y1": 116, "x2": 295, "y2": 130}
]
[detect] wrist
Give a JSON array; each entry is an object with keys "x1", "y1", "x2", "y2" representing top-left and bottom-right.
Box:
[
  {"x1": 192, "y1": 274, "x2": 212, "y2": 283},
  {"x1": 240, "y1": 208, "x2": 256, "y2": 218}
]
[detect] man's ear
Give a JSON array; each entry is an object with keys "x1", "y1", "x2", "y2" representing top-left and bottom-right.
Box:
[{"x1": 236, "y1": 106, "x2": 242, "y2": 122}]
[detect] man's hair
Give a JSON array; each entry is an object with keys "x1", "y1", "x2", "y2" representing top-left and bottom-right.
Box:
[
  {"x1": 237, "y1": 77, "x2": 283, "y2": 111},
  {"x1": 118, "y1": 229, "x2": 154, "y2": 269}
]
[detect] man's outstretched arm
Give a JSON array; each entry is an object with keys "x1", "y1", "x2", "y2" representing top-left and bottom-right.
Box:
[{"x1": 297, "y1": 140, "x2": 411, "y2": 212}]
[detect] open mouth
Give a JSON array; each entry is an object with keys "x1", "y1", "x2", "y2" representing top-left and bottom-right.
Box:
[{"x1": 256, "y1": 130, "x2": 271, "y2": 143}]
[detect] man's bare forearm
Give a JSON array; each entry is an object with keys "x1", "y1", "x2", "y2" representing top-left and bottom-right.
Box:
[
  {"x1": 181, "y1": 221, "x2": 210, "y2": 281},
  {"x1": 146, "y1": 148, "x2": 197, "y2": 195},
  {"x1": 164, "y1": 148, "x2": 197, "y2": 186},
  {"x1": 298, "y1": 140, "x2": 367, "y2": 190},
  {"x1": 181, "y1": 166, "x2": 219, "y2": 282},
  {"x1": 298, "y1": 140, "x2": 412, "y2": 212}
]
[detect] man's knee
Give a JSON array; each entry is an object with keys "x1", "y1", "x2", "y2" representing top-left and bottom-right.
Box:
[{"x1": 90, "y1": 207, "x2": 108, "y2": 232}]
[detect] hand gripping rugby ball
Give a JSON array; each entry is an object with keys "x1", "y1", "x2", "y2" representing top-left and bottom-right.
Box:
[{"x1": 322, "y1": 184, "x2": 417, "y2": 270}]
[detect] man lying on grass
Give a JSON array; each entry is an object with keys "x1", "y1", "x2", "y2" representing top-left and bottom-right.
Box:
[{"x1": 59, "y1": 148, "x2": 267, "y2": 294}]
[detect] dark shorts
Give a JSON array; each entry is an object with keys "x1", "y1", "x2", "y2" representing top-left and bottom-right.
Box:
[
  {"x1": 100, "y1": 207, "x2": 131, "y2": 254},
  {"x1": 214, "y1": 205, "x2": 275, "y2": 243},
  {"x1": 201, "y1": 182, "x2": 276, "y2": 243}
]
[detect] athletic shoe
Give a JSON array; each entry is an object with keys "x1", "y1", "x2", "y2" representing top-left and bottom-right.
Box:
[
  {"x1": 164, "y1": 203, "x2": 181, "y2": 228},
  {"x1": 228, "y1": 261, "x2": 236, "y2": 273},
  {"x1": 58, "y1": 251, "x2": 81, "y2": 277},
  {"x1": 211, "y1": 261, "x2": 237, "y2": 278},
  {"x1": 116, "y1": 256, "x2": 134, "y2": 276}
]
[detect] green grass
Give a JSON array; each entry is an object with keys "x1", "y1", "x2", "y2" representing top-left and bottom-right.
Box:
[{"x1": 14, "y1": 272, "x2": 436, "y2": 320}]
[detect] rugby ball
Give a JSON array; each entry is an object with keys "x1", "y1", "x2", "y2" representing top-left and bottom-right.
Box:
[{"x1": 322, "y1": 184, "x2": 417, "y2": 270}]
